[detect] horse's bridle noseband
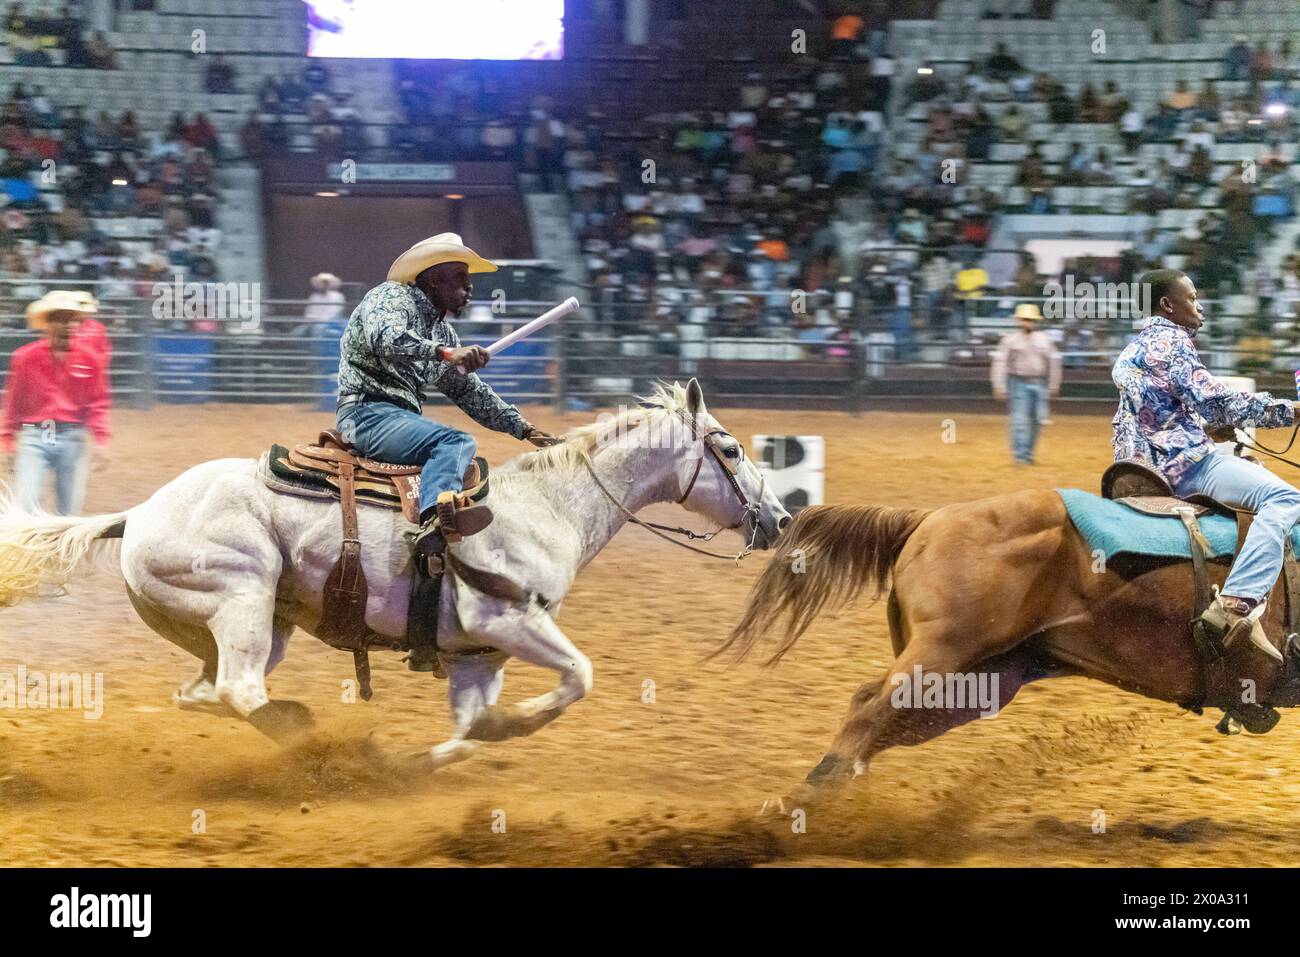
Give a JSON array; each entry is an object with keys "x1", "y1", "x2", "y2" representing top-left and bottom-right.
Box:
[{"x1": 580, "y1": 409, "x2": 766, "y2": 561}]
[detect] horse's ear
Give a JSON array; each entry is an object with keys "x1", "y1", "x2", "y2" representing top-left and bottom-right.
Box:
[{"x1": 685, "y1": 377, "x2": 705, "y2": 415}]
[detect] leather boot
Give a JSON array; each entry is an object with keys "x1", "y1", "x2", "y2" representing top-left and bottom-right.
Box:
[
  {"x1": 1199, "y1": 595, "x2": 1283, "y2": 663},
  {"x1": 412, "y1": 492, "x2": 494, "y2": 560},
  {"x1": 407, "y1": 493, "x2": 493, "y2": 676}
]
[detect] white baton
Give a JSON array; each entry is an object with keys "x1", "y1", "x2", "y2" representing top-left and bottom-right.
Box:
[{"x1": 454, "y1": 297, "x2": 579, "y2": 374}]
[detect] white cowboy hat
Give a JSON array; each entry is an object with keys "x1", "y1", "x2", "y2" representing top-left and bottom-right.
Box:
[
  {"x1": 26, "y1": 289, "x2": 97, "y2": 330},
  {"x1": 311, "y1": 271, "x2": 341, "y2": 291},
  {"x1": 386, "y1": 232, "x2": 497, "y2": 283}
]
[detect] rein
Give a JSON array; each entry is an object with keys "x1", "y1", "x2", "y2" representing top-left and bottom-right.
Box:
[
  {"x1": 577, "y1": 410, "x2": 764, "y2": 562},
  {"x1": 1234, "y1": 421, "x2": 1300, "y2": 469}
]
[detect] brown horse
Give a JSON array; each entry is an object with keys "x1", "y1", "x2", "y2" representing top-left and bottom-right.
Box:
[{"x1": 718, "y1": 490, "x2": 1293, "y2": 812}]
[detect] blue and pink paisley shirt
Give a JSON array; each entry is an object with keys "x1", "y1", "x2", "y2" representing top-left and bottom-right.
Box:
[{"x1": 1111, "y1": 315, "x2": 1295, "y2": 486}]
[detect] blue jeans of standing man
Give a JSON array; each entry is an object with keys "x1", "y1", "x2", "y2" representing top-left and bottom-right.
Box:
[
  {"x1": 1173, "y1": 452, "x2": 1300, "y2": 602},
  {"x1": 336, "y1": 401, "x2": 476, "y2": 521},
  {"x1": 1007, "y1": 375, "x2": 1046, "y2": 464},
  {"x1": 889, "y1": 307, "x2": 914, "y2": 361},
  {"x1": 14, "y1": 423, "x2": 86, "y2": 515}
]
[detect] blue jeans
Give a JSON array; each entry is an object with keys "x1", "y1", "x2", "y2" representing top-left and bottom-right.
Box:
[
  {"x1": 336, "y1": 401, "x2": 476, "y2": 521},
  {"x1": 889, "y1": 307, "x2": 914, "y2": 361},
  {"x1": 1173, "y1": 452, "x2": 1300, "y2": 602},
  {"x1": 1007, "y1": 376, "x2": 1046, "y2": 463},
  {"x1": 14, "y1": 423, "x2": 86, "y2": 515}
]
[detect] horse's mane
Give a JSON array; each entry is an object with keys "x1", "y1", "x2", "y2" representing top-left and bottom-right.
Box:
[{"x1": 507, "y1": 381, "x2": 691, "y2": 474}]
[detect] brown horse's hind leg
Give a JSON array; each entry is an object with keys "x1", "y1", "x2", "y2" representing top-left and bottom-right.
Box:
[{"x1": 765, "y1": 643, "x2": 1052, "y2": 814}]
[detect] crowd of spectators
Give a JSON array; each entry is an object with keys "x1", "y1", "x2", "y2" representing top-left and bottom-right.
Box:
[
  {"x1": 0, "y1": 80, "x2": 227, "y2": 327},
  {"x1": 237, "y1": 58, "x2": 364, "y2": 161},
  {"x1": 6, "y1": 3, "x2": 115, "y2": 69}
]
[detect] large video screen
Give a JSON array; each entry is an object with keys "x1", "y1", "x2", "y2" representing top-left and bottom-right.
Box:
[{"x1": 304, "y1": 0, "x2": 564, "y2": 60}]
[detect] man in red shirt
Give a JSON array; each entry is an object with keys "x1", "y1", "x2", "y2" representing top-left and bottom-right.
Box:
[
  {"x1": 66, "y1": 290, "x2": 111, "y2": 363},
  {"x1": 0, "y1": 290, "x2": 111, "y2": 514}
]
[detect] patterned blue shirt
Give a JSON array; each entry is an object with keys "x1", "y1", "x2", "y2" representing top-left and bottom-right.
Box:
[
  {"x1": 1111, "y1": 315, "x2": 1294, "y2": 486},
  {"x1": 337, "y1": 281, "x2": 530, "y2": 439}
]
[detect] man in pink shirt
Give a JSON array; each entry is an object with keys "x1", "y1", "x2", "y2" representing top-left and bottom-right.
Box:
[
  {"x1": 991, "y1": 302, "x2": 1061, "y2": 465},
  {"x1": 0, "y1": 290, "x2": 111, "y2": 514}
]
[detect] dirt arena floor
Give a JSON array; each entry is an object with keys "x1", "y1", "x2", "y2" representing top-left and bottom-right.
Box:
[{"x1": 3, "y1": 399, "x2": 1299, "y2": 867}]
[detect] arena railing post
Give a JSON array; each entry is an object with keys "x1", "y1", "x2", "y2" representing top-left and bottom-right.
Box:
[
  {"x1": 553, "y1": 322, "x2": 567, "y2": 414},
  {"x1": 137, "y1": 309, "x2": 157, "y2": 410},
  {"x1": 849, "y1": 336, "x2": 867, "y2": 415}
]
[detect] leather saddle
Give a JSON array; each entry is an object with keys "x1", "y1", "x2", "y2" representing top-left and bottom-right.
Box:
[
  {"x1": 259, "y1": 429, "x2": 491, "y2": 699},
  {"x1": 1101, "y1": 459, "x2": 1300, "y2": 731},
  {"x1": 266, "y1": 429, "x2": 488, "y2": 524}
]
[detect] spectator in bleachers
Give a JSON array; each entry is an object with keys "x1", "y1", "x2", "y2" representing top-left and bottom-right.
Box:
[
  {"x1": 279, "y1": 72, "x2": 309, "y2": 112},
  {"x1": 1251, "y1": 41, "x2": 1274, "y2": 83},
  {"x1": 1148, "y1": 102, "x2": 1179, "y2": 139},
  {"x1": 996, "y1": 103, "x2": 1027, "y2": 141},
  {"x1": 205, "y1": 54, "x2": 238, "y2": 94},
  {"x1": 303, "y1": 59, "x2": 331, "y2": 94},
  {"x1": 985, "y1": 42, "x2": 1024, "y2": 82},
  {"x1": 1165, "y1": 81, "x2": 1197, "y2": 121},
  {"x1": 907, "y1": 65, "x2": 947, "y2": 106},
  {"x1": 1062, "y1": 141, "x2": 1088, "y2": 184},
  {"x1": 829, "y1": 10, "x2": 865, "y2": 60},
  {"x1": 84, "y1": 30, "x2": 114, "y2": 69},
  {"x1": 1077, "y1": 83, "x2": 1102, "y2": 123},
  {"x1": 1219, "y1": 96, "x2": 1248, "y2": 140},
  {"x1": 182, "y1": 113, "x2": 220, "y2": 158},
  {"x1": 1224, "y1": 35, "x2": 1252, "y2": 81},
  {"x1": 1085, "y1": 148, "x2": 1115, "y2": 185},
  {"x1": 867, "y1": 49, "x2": 895, "y2": 107},
  {"x1": 1118, "y1": 102, "x2": 1145, "y2": 154},
  {"x1": 1195, "y1": 79, "x2": 1221, "y2": 121},
  {"x1": 1098, "y1": 80, "x2": 1128, "y2": 123},
  {"x1": 1046, "y1": 83, "x2": 1074, "y2": 124}
]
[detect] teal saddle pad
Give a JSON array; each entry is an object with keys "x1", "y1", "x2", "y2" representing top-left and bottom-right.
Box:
[{"x1": 1056, "y1": 488, "x2": 1300, "y2": 561}]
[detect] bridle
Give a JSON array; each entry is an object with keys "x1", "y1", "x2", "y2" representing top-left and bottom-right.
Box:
[
  {"x1": 1234, "y1": 420, "x2": 1300, "y2": 469},
  {"x1": 578, "y1": 409, "x2": 766, "y2": 561}
]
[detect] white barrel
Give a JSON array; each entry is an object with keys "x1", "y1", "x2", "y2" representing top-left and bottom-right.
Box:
[{"x1": 752, "y1": 435, "x2": 824, "y2": 512}]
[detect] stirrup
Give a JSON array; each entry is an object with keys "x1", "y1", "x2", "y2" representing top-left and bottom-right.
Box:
[
  {"x1": 434, "y1": 490, "x2": 493, "y2": 544},
  {"x1": 1223, "y1": 600, "x2": 1283, "y2": 664},
  {"x1": 405, "y1": 645, "x2": 446, "y2": 677}
]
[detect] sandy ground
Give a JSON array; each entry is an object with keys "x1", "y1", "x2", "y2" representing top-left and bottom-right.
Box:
[{"x1": 2, "y1": 399, "x2": 1299, "y2": 867}]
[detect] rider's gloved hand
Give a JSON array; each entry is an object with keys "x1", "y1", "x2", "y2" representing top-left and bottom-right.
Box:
[{"x1": 524, "y1": 426, "x2": 562, "y2": 448}]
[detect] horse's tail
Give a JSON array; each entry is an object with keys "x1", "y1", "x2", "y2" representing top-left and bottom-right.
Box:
[
  {"x1": 0, "y1": 493, "x2": 128, "y2": 608},
  {"x1": 712, "y1": 504, "x2": 930, "y2": 665}
]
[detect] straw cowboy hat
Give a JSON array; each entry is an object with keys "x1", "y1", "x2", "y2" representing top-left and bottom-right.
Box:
[
  {"x1": 311, "y1": 272, "x2": 341, "y2": 291},
  {"x1": 386, "y1": 232, "x2": 497, "y2": 283},
  {"x1": 1013, "y1": 303, "x2": 1043, "y2": 322},
  {"x1": 26, "y1": 289, "x2": 98, "y2": 330}
]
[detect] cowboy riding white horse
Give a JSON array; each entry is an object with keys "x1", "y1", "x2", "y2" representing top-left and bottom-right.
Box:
[{"x1": 0, "y1": 380, "x2": 790, "y2": 769}]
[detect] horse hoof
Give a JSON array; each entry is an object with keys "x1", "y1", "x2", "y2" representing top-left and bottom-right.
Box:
[
  {"x1": 465, "y1": 706, "x2": 513, "y2": 742},
  {"x1": 248, "y1": 700, "x2": 316, "y2": 742}
]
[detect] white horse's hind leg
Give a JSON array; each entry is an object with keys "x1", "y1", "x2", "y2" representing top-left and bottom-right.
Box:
[
  {"x1": 175, "y1": 665, "x2": 231, "y2": 716},
  {"x1": 459, "y1": 600, "x2": 593, "y2": 742},
  {"x1": 210, "y1": 600, "x2": 274, "y2": 717},
  {"x1": 208, "y1": 600, "x2": 314, "y2": 740},
  {"x1": 426, "y1": 651, "x2": 507, "y2": 770}
]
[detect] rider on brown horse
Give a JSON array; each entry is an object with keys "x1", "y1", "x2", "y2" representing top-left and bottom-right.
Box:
[{"x1": 1112, "y1": 269, "x2": 1300, "y2": 661}]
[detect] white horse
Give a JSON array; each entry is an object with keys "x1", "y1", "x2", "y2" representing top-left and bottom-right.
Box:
[{"x1": 0, "y1": 380, "x2": 790, "y2": 768}]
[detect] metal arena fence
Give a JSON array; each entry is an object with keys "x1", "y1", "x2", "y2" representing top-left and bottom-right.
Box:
[{"x1": 0, "y1": 281, "x2": 1293, "y2": 413}]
